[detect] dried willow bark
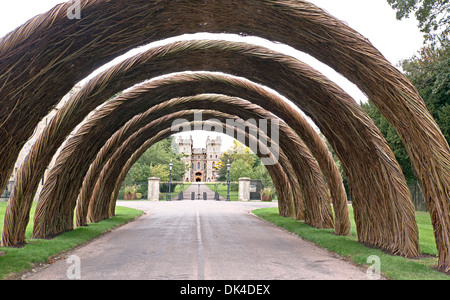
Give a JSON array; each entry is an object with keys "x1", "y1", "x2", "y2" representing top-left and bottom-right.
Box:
[
  {"x1": 30, "y1": 40, "x2": 418, "y2": 258},
  {"x1": 4, "y1": 43, "x2": 354, "y2": 247},
  {"x1": 72, "y1": 77, "x2": 340, "y2": 228},
  {"x1": 1, "y1": 0, "x2": 445, "y2": 267},
  {"x1": 85, "y1": 111, "x2": 303, "y2": 223},
  {"x1": 88, "y1": 115, "x2": 301, "y2": 222},
  {"x1": 79, "y1": 95, "x2": 333, "y2": 228}
]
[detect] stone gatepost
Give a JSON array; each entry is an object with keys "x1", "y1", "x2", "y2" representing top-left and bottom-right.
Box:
[
  {"x1": 238, "y1": 177, "x2": 251, "y2": 201},
  {"x1": 147, "y1": 177, "x2": 160, "y2": 201}
]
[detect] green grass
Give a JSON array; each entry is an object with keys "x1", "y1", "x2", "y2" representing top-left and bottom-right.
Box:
[
  {"x1": 160, "y1": 182, "x2": 192, "y2": 200},
  {"x1": 0, "y1": 202, "x2": 143, "y2": 279},
  {"x1": 253, "y1": 205, "x2": 449, "y2": 280},
  {"x1": 206, "y1": 183, "x2": 239, "y2": 201}
]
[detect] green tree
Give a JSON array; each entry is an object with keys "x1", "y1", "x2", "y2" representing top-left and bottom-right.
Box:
[
  {"x1": 217, "y1": 140, "x2": 274, "y2": 188},
  {"x1": 253, "y1": 163, "x2": 274, "y2": 188},
  {"x1": 217, "y1": 140, "x2": 257, "y2": 180},
  {"x1": 387, "y1": 0, "x2": 449, "y2": 45},
  {"x1": 230, "y1": 158, "x2": 254, "y2": 182},
  {"x1": 124, "y1": 137, "x2": 187, "y2": 184},
  {"x1": 361, "y1": 44, "x2": 449, "y2": 183},
  {"x1": 401, "y1": 45, "x2": 450, "y2": 143}
]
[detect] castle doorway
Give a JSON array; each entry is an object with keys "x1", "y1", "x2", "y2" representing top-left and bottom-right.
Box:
[{"x1": 195, "y1": 172, "x2": 203, "y2": 182}]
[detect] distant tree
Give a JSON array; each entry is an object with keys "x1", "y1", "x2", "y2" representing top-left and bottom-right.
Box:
[
  {"x1": 401, "y1": 45, "x2": 450, "y2": 144},
  {"x1": 124, "y1": 137, "x2": 187, "y2": 184},
  {"x1": 217, "y1": 140, "x2": 257, "y2": 180},
  {"x1": 230, "y1": 158, "x2": 254, "y2": 182},
  {"x1": 253, "y1": 163, "x2": 274, "y2": 188},
  {"x1": 386, "y1": 0, "x2": 449, "y2": 46},
  {"x1": 217, "y1": 140, "x2": 274, "y2": 187},
  {"x1": 361, "y1": 100, "x2": 418, "y2": 183}
]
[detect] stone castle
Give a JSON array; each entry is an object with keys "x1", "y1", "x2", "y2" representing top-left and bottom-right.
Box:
[{"x1": 177, "y1": 136, "x2": 223, "y2": 182}]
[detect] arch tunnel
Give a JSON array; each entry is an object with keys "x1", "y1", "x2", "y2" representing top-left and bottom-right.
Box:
[{"x1": 0, "y1": 0, "x2": 449, "y2": 271}]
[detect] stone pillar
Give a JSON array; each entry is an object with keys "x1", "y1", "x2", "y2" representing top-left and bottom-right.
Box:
[
  {"x1": 238, "y1": 177, "x2": 251, "y2": 201},
  {"x1": 147, "y1": 177, "x2": 160, "y2": 201}
]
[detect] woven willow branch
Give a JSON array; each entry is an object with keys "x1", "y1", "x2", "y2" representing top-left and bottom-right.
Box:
[
  {"x1": 88, "y1": 113, "x2": 303, "y2": 224},
  {"x1": 2, "y1": 0, "x2": 446, "y2": 266},
  {"x1": 79, "y1": 95, "x2": 334, "y2": 229}
]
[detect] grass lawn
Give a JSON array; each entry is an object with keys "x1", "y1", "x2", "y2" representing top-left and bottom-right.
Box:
[
  {"x1": 206, "y1": 183, "x2": 239, "y2": 201},
  {"x1": 159, "y1": 182, "x2": 192, "y2": 200},
  {"x1": 253, "y1": 205, "x2": 449, "y2": 280},
  {"x1": 0, "y1": 202, "x2": 143, "y2": 279}
]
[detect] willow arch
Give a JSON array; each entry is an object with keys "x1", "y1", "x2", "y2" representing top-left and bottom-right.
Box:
[
  {"x1": 0, "y1": 0, "x2": 448, "y2": 268},
  {"x1": 4, "y1": 41, "x2": 413, "y2": 255},
  {"x1": 88, "y1": 114, "x2": 309, "y2": 224},
  {"x1": 70, "y1": 73, "x2": 350, "y2": 231},
  {"x1": 104, "y1": 119, "x2": 299, "y2": 224},
  {"x1": 4, "y1": 41, "x2": 354, "y2": 242},
  {"x1": 86, "y1": 110, "x2": 302, "y2": 224},
  {"x1": 35, "y1": 94, "x2": 336, "y2": 237},
  {"x1": 76, "y1": 94, "x2": 335, "y2": 229},
  {"x1": 25, "y1": 40, "x2": 420, "y2": 257}
]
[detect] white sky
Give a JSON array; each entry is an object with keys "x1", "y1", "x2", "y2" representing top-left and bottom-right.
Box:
[{"x1": 0, "y1": 0, "x2": 425, "y2": 150}]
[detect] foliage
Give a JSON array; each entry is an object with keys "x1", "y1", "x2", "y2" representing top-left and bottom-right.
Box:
[
  {"x1": 401, "y1": 45, "x2": 450, "y2": 143},
  {"x1": 123, "y1": 137, "x2": 187, "y2": 185},
  {"x1": 387, "y1": 0, "x2": 450, "y2": 46},
  {"x1": 252, "y1": 164, "x2": 274, "y2": 188},
  {"x1": 261, "y1": 186, "x2": 275, "y2": 196},
  {"x1": 220, "y1": 140, "x2": 258, "y2": 168},
  {"x1": 124, "y1": 184, "x2": 138, "y2": 195},
  {"x1": 216, "y1": 140, "x2": 274, "y2": 188},
  {"x1": 362, "y1": 43, "x2": 450, "y2": 183},
  {"x1": 229, "y1": 159, "x2": 254, "y2": 181}
]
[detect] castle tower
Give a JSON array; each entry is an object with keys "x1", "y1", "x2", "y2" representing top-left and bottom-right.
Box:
[
  {"x1": 177, "y1": 135, "x2": 193, "y2": 182},
  {"x1": 176, "y1": 135, "x2": 223, "y2": 182},
  {"x1": 206, "y1": 136, "x2": 222, "y2": 182}
]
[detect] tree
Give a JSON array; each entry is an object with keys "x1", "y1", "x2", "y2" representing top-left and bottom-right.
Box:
[
  {"x1": 124, "y1": 137, "x2": 187, "y2": 184},
  {"x1": 217, "y1": 140, "x2": 274, "y2": 188},
  {"x1": 230, "y1": 158, "x2": 254, "y2": 182},
  {"x1": 401, "y1": 44, "x2": 450, "y2": 143},
  {"x1": 361, "y1": 44, "x2": 449, "y2": 183},
  {"x1": 362, "y1": 100, "x2": 418, "y2": 183},
  {"x1": 217, "y1": 140, "x2": 257, "y2": 180},
  {"x1": 386, "y1": 0, "x2": 450, "y2": 45},
  {"x1": 253, "y1": 163, "x2": 274, "y2": 188}
]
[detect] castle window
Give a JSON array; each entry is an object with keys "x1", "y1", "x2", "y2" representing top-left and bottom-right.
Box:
[{"x1": 197, "y1": 162, "x2": 200, "y2": 169}]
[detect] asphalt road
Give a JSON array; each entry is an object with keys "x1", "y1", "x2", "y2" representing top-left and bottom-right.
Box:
[{"x1": 23, "y1": 200, "x2": 370, "y2": 280}]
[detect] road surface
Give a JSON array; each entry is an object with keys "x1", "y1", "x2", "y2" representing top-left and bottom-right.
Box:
[
  {"x1": 23, "y1": 201, "x2": 371, "y2": 280},
  {"x1": 181, "y1": 183, "x2": 225, "y2": 200}
]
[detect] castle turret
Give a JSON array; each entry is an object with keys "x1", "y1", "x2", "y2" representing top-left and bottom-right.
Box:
[{"x1": 177, "y1": 135, "x2": 223, "y2": 182}]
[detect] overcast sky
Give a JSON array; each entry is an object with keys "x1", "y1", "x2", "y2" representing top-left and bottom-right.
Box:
[{"x1": 0, "y1": 0, "x2": 425, "y2": 149}]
